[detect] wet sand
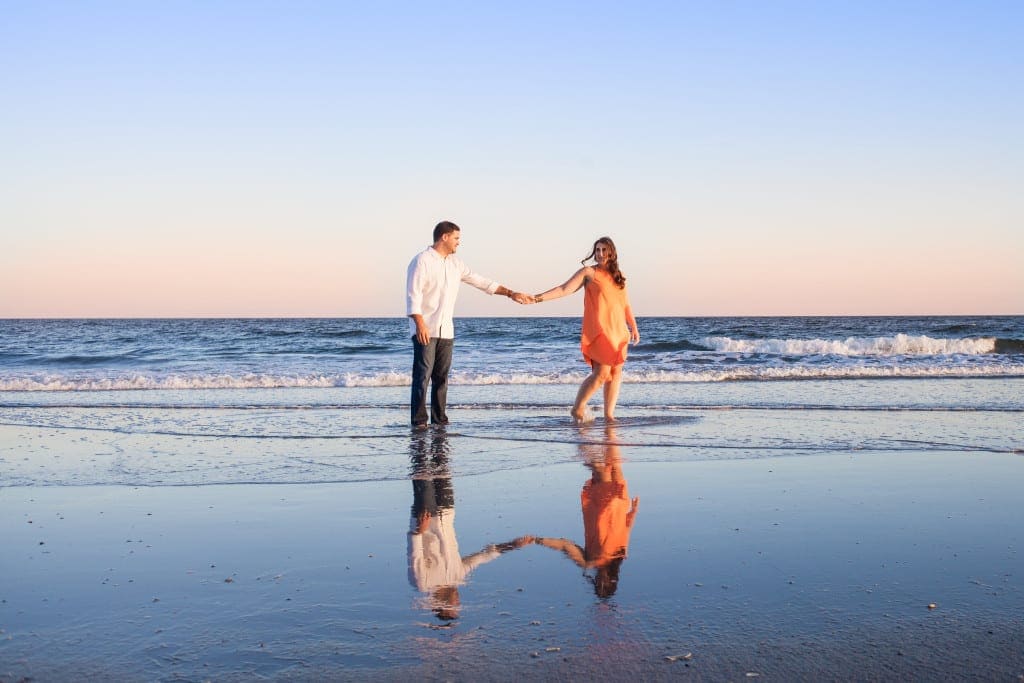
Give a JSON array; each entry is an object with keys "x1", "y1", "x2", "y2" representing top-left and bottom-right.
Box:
[{"x1": 2, "y1": 438, "x2": 1022, "y2": 681}]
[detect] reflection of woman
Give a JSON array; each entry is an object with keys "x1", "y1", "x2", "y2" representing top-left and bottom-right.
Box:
[
  {"x1": 534, "y1": 237, "x2": 640, "y2": 423},
  {"x1": 535, "y1": 428, "x2": 639, "y2": 598},
  {"x1": 407, "y1": 431, "x2": 532, "y2": 621}
]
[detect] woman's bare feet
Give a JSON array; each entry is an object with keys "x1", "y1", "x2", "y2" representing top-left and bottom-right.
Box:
[{"x1": 571, "y1": 407, "x2": 595, "y2": 424}]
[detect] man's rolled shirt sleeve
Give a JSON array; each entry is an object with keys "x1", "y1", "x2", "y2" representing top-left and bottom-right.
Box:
[{"x1": 407, "y1": 257, "x2": 425, "y2": 317}]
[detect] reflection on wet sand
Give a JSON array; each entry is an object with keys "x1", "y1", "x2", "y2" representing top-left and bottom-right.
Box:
[
  {"x1": 407, "y1": 429, "x2": 532, "y2": 621},
  {"x1": 535, "y1": 426, "x2": 639, "y2": 598}
]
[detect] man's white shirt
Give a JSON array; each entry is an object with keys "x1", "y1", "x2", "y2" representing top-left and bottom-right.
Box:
[
  {"x1": 406, "y1": 246, "x2": 500, "y2": 338},
  {"x1": 407, "y1": 509, "x2": 502, "y2": 592}
]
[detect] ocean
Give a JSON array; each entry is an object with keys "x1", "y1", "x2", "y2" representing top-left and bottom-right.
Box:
[
  {"x1": 1, "y1": 316, "x2": 1022, "y2": 486},
  {"x1": 3, "y1": 316, "x2": 1023, "y2": 391}
]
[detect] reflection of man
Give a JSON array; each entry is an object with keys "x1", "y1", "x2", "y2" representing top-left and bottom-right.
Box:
[
  {"x1": 535, "y1": 427, "x2": 639, "y2": 598},
  {"x1": 407, "y1": 431, "x2": 532, "y2": 621},
  {"x1": 406, "y1": 220, "x2": 532, "y2": 429}
]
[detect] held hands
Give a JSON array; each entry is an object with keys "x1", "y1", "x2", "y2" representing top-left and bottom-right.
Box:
[
  {"x1": 493, "y1": 535, "x2": 535, "y2": 553},
  {"x1": 507, "y1": 290, "x2": 540, "y2": 305},
  {"x1": 513, "y1": 292, "x2": 550, "y2": 304},
  {"x1": 509, "y1": 291, "x2": 536, "y2": 305}
]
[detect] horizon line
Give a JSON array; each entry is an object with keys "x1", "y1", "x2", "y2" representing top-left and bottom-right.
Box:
[{"x1": 3, "y1": 313, "x2": 1023, "y2": 320}]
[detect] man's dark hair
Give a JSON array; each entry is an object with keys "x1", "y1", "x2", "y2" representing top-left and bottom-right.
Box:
[{"x1": 433, "y1": 221, "x2": 461, "y2": 243}]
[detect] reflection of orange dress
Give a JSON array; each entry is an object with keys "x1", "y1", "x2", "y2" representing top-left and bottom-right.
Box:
[
  {"x1": 581, "y1": 479, "x2": 635, "y2": 566},
  {"x1": 581, "y1": 268, "x2": 631, "y2": 367}
]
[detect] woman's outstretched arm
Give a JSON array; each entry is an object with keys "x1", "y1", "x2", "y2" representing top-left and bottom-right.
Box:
[
  {"x1": 534, "y1": 267, "x2": 591, "y2": 303},
  {"x1": 534, "y1": 536, "x2": 587, "y2": 567}
]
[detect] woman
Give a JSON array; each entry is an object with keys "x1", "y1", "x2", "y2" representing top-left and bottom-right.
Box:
[
  {"x1": 533, "y1": 426, "x2": 640, "y2": 598},
  {"x1": 534, "y1": 237, "x2": 640, "y2": 423}
]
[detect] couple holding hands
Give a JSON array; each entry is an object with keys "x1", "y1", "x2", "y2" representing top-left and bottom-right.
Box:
[{"x1": 406, "y1": 221, "x2": 640, "y2": 428}]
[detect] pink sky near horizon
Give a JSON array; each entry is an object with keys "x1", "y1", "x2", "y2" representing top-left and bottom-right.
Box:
[{"x1": 4, "y1": 226, "x2": 1020, "y2": 318}]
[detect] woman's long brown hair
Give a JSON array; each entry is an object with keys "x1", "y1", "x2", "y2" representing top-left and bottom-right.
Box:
[{"x1": 582, "y1": 237, "x2": 626, "y2": 289}]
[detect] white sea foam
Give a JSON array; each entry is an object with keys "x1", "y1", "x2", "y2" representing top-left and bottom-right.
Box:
[
  {"x1": 702, "y1": 334, "x2": 997, "y2": 356},
  {"x1": 623, "y1": 365, "x2": 1024, "y2": 382},
  {"x1": 0, "y1": 372, "x2": 404, "y2": 392},
  {"x1": 3, "y1": 363, "x2": 1024, "y2": 391}
]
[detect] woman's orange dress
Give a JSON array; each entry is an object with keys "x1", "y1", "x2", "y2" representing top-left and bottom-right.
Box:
[
  {"x1": 581, "y1": 477, "x2": 635, "y2": 566},
  {"x1": 581, "y1": 268, "x2": 632, "y2": 367}
]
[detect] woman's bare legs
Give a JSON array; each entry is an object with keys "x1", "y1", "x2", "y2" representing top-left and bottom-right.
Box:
[
  {"x1": 602, "y1": 364, "x2": 623, "y2": 420},
  {"x1": 572, "y1": 362, "x2": 612, "y2": 422}
]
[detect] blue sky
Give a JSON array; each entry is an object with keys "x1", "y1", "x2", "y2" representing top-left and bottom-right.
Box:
[{"x1": 3, "y1": 1, "x2": 1022, "y2": 316}]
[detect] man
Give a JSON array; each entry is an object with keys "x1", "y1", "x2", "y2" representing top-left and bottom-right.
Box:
[
  {"x1": 408, "y1": 429, "x2": 533, "y2": 621},
  {"x1": 406, "y1": 220, "x2": 531, "y2": 428}
]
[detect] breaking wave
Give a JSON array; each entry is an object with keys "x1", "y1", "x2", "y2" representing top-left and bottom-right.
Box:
[
  {"x1": 3, "y1": 363, "x2": 1024, "y2": 391},
  {"x1": 702, "y1": 334, "x2": 1003, "y2": 356}
]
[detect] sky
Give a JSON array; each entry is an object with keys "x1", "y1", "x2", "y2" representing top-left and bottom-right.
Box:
[{"x1": 3, "y1": 1, "x2": 1022, "y2": 317}]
